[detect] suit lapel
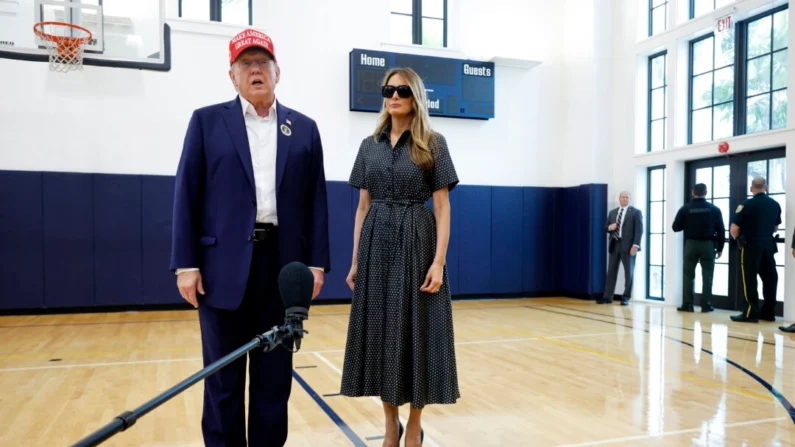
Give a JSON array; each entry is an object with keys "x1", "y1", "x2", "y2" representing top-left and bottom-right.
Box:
[
  {"x1": 222, "y1": 97, "x2": 255, "y2": 192},
  {"x1": 275, "y1": 101, "x2": 292, "y2": 196}
]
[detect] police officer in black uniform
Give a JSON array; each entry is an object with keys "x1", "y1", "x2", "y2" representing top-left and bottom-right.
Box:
[
  {"x1": 672, "y1": 183, "x2": 724, "y2": 313},
  {"x1": 780, "y1": 228, "x2": 795, "y2": 333},
  {"x1": 730, "y1": 177, "x2": 782, "y2": 323}
]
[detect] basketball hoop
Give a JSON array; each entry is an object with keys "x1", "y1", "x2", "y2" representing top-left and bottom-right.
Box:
[{"x1": 33, "y1": 22, "x2": 92, "y2": 73}]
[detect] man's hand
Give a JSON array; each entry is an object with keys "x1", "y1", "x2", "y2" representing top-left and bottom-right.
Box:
[
  {"x1": 608, "y1": 223, "x2": 617, "y2": 231},
  {"x1": 630, "y1": 246, "x2": 638, "y2": 256},
  {"x1": 177, "y1": 270, "x2": 203, "y2": 308},
  {"x1": 311, "y1": 269, "x2": 324, "y2": 299},
  {"x1": 716, "y1": 251, "x2": 722, "y2": 259}
]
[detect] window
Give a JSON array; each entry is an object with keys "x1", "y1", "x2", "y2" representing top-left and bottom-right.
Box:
[
  {"x1": 647, "y1": 166, "x2": 667, "y2": 301},
  {"x1": 688, "y1": 30, "x2": 735, "y2": 144},
  {"x1": 391, "y1": 0, "x2": 447, "y2": 48},
  {"x1": 649, "y1": 0, "x2": 668, "y2": 36},
  {"x1": 178, "y1": 0, "x2": 251, "y2": 26},
  {"x1": 685, "y1": 5, "x2": 788, "y2": 145},
  {"x1": 743, "y1": 8, "x2": 788, "y2": 134},
  {"x1": 691, "y1": 0, "x2": 735, "y2": 19},
  {"x1": 648, "y1": 51, "x2": 667, "y2": 152}
]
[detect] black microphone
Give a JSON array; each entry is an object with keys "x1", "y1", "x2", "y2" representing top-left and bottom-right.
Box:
[
  {"x1": 277, "y1": 261, "x2": 314, "y2": 351},
  {"x1": 69, "y1": 262, "x2": 316, "y2": 447}
]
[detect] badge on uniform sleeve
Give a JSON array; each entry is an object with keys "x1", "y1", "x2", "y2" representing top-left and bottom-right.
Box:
[
  {"x1": 280, "y1": 124, "x2": 291, "y2": 136},
  {"x1": 735, "y1": 204, "x2": 743, "y2": 213}
]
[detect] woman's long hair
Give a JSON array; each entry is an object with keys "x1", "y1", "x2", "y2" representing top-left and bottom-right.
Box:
[{"x1": 372, "y1": 67, "x2": 435, "y2": 170}]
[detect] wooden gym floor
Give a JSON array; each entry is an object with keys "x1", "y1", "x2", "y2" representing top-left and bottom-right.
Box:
[{"x1": 2, "y1": 297, "x2": 795, "y2": 446}]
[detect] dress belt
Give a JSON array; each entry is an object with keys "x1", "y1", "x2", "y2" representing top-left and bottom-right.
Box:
[{"x1": 372, "y1": 198, "x2": 425, "y2": 205}]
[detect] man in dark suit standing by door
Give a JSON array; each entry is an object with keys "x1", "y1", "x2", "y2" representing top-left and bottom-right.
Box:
[
  {"x1": 170, "y1": 28, "x2": 330, "y2": 446},
  {"x1": 599, "y1": 191, "x2": 643, "y2": 306}
]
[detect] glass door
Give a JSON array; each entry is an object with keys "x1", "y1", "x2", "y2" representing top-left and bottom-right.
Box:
[
  {"x1": 742, "y1": 153, "x2": 787, "y2": 315},
  {"x1": 687, "y1": 159, "x2": 733, "y2": 310},
  {"x1": 685, "y1": 148, "x2": 786, "y2": 315}
]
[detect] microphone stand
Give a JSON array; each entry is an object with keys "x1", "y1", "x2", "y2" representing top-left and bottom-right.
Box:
[{"x1": 71, "y1": 317, "x2": 307, "y2": 447}]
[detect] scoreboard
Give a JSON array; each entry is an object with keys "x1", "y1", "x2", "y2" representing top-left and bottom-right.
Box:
[{"x1": 349, "y1": 48, "x2": 495, "y2": 120}]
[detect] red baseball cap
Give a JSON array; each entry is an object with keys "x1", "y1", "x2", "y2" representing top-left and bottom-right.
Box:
[{"x1": 229, "y1": 28, "x2": 276, "y2": 65}]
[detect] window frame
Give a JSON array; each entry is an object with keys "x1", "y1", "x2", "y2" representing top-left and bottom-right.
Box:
[
  {"x1": 737, "y1": 4, "x2": 789, "y2": 135},
  {"x1": 685, "y1": 4, "x2": 788, "y2": 144},
  {"x1": 391, "y1": 0, "x2": 448, "y2": 47},
  {"x1": 686, "y1": 31, "x2": 736, "y2": 145},
  {"x1": 649, "y1": 0, "x2": 668, "y2": 37},
  {"x1": 646, "y1": 165, "x2": 667, "y2": 301},
  {"x1": 648, "y1": 50, "x2": 668, "y2": 152},
  {"x1": 178, "y1": 0, "x2": 253, "y2": 25}
]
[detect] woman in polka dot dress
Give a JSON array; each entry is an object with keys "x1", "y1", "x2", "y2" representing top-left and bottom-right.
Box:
[{"x1": 340, "y1": 67, "x2": 461, "y2": 447}]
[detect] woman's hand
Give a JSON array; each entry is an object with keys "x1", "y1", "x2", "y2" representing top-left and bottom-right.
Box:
[
  {"x1": 420, "y1": 263, "x2": 444, "y2": 294},
  {"x1": 346, "y1": 263, "x2": 357, "y2": 291}
]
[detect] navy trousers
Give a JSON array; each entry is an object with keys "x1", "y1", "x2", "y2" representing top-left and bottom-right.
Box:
[{"x1": 198, "y1": 228, "x2": 293, "y2": 446}]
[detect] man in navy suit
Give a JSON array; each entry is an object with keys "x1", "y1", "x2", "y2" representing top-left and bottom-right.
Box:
[{"x1": 170, "y1": 28, "x2": 330, "y2": 446}]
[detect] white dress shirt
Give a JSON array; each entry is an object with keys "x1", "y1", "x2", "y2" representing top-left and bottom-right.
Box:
[
  {"x1": 177, "y1": 96, "x2": 322, "y2": 274},
  {"x1": 616, "y1": 206, "x2": 639, "y2": 249}
]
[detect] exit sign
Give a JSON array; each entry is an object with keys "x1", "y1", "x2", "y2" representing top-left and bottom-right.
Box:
[{"x1": 715, "y1": 14, "x2": 733, "y2": 33}]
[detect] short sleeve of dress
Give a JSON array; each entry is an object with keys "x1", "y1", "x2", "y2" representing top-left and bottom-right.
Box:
[
  {"x1": 349, "y1": 139, "x2": 368, "y2": 190},
  {"x1": 430, "y1": 133, "x2": 459, "y2": 192}
]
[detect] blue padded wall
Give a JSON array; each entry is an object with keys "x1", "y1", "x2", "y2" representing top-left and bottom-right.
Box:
[
  {"x1": 0, "y1": 169, "x2": 608, "y2": 310},
  {"x1": 93, "y1": 174, "x2": 143, "y2": 306},
  {"x1": 142, "y1": 176, "x2": 183, "y2": 305},
  {"x1": 522, "y1": 187, "x2": 560, "y2": 294},
  {"x1": 319, "y1": 182, "x2": 353, "y2": 300},
  {"x1": 491, "y1": 187, "x2": 523, "y2": 294},
  {"x1": 0, "y1": 171, "x2": 44, "y2": 309},
  {"x1": 457, "y1": 185, "x2": 492, "y2": 294},
  {"x1": 42, "y1": 172, "x2": 95, "y2": 308}
]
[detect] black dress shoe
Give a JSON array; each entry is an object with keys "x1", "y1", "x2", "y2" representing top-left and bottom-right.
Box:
[
  {"x1": 760, "y1": 315, "x2": 776, "y2": 322},
  {"x1": 677, "y1": 305, "x2": 694, "y2": 312},
  {"x1": 597, "y1": 299, "x2": 612, "y2": 304},
  {"x1": 701, "y1": 305, "x2": 714, "y2": 313},
  {"x1": 731, "y1": 313, "x2": 758, "y2": 323},
  {"x1": 779, "y1": 324, "x2": 795, "y2": 333}
]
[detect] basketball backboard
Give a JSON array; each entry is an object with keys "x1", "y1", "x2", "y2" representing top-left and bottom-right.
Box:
[{"x1": 0, "y1": 0, "x2": 170, "y2": 71}]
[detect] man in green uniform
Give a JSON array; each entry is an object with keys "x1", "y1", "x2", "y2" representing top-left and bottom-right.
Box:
[
  {"x1": 672, "y1": 183, "x2": 724, "y2": 313},
  {"x1": 779, "y1": 228, "x2": 795, "y2": 332},
  {"x1": 730, "y1": 177, "x2": 782, "y2": 323}
]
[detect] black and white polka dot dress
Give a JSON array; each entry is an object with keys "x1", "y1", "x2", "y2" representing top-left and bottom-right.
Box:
[{"x1": 340, "y1": 123, "x2": 461, "y2": 409}]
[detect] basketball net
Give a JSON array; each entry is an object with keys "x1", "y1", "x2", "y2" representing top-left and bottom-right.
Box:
[{"x1": 33, "y1": 22, "x2": 92, "y2": 73}]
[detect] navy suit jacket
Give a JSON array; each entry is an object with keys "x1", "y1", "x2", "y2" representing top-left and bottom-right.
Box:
[{"x1": 170, "y1": 96, "x2": 330, "y2": 310}]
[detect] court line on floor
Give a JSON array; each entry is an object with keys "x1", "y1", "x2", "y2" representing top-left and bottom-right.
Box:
[
  {"x1": 0, "y1": 357, "x2": 205, "y2": 372},
  {"x1": 312, "y1": 352, "x2": 442, "y2": 447},
  {"x1": 546, "y1": 305, "x2": 795, "y2": 350},
  {"x1": 0, "y1": 303, "x2": 552, "y2": 329},
  {"x1": 551, "y1": 416, "x2": 787, "y2": 447},
  {"x1": 291, "y1": 369, "x2": 367, "y2": 447},
  {"x1": 528, "y1": 306, "x2": 795, "y2": 424},
  {"x1": 0, "y1": 328, "x2": 624, "y2": 364},
  {"x1": 0, "y1": 331, "x2": 629, "y2": 372},
  {"x1": 503, "y1": 327, "x2": 772, "y2": 402}
]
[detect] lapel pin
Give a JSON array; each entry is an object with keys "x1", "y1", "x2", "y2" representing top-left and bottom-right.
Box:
[
  {"x1": 280, "y1": 124, "x2": 291, "y2": 136},
  {"x1": 286, "y1": 119, "x2": 292, "y2": 125}
]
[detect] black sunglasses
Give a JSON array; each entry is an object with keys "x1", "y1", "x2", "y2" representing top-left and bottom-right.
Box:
[{"x1": 381, "y1": 84, "x2": 413, "y2": 98}]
